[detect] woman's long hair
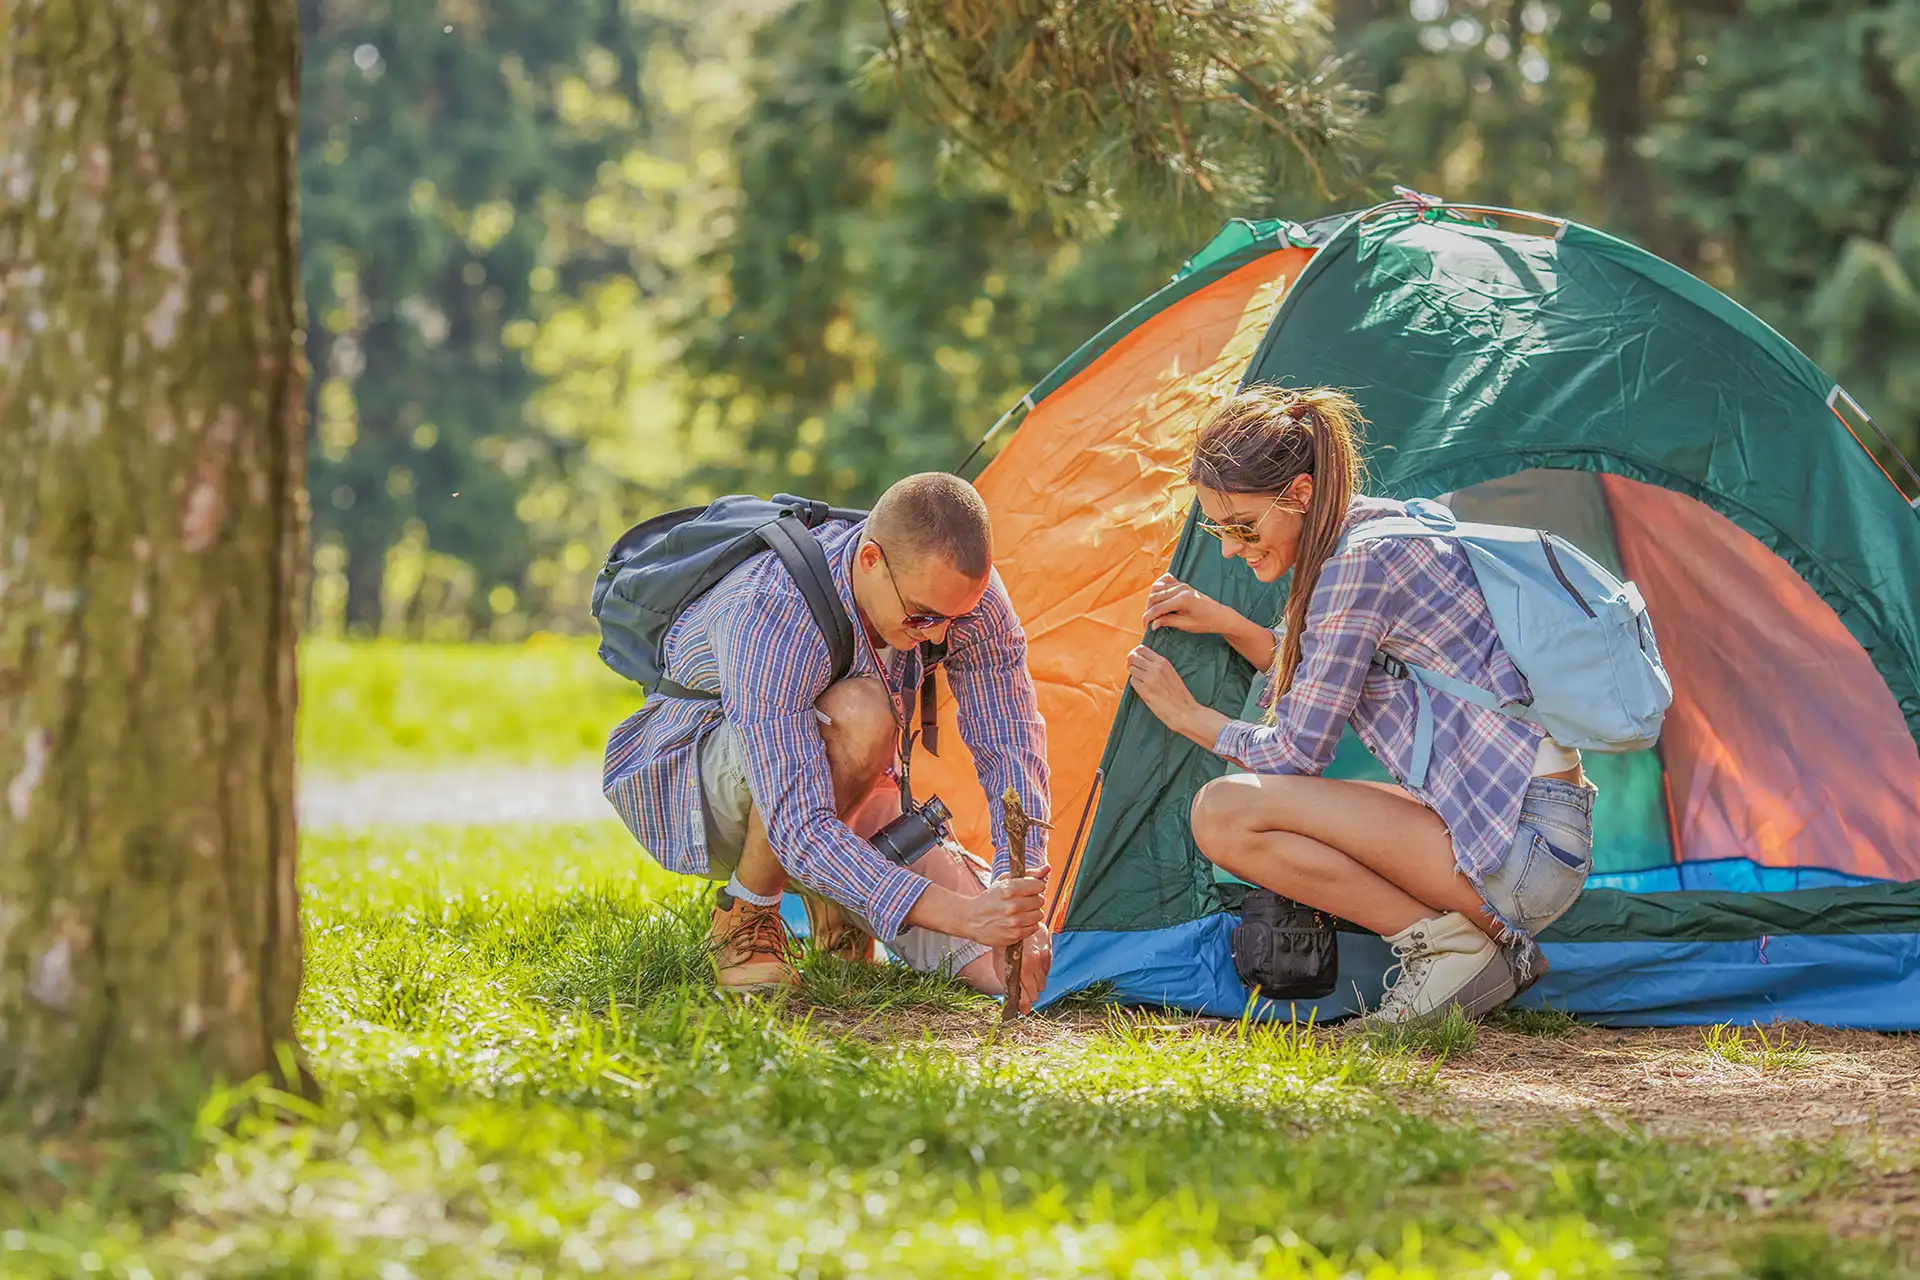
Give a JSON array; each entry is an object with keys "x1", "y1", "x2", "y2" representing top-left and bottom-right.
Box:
[{"x1": 1187, "y1": 385, "x2": 1367, "y2": 699}]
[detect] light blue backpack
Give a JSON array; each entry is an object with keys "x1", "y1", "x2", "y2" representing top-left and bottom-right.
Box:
[{"x1": 1339, "y1": 498, "x2": 1673, "y2": 787}]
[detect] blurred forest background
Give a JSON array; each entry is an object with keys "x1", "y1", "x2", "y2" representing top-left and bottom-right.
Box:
[{"x1": 298, "y1": 0, "x2": 1920, "y2": 642}]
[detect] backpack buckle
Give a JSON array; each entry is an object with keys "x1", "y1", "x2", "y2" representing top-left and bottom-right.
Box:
[{"x1": 1377, "y1": 654, "x2": 1408, "y2": 680}]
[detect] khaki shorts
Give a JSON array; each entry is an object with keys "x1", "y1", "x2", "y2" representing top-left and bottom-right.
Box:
[{"x1": 697, "y1": 718, "x2": 990, "y2": 976}]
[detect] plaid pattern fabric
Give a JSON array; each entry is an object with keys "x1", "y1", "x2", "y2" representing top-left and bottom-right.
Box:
[
  {"x1": 603, "y1": 519, "x2": 1050, "y2": 940},
  {"x1": 1214, "y1": 496, "x2": 1544, "y2": 881}
]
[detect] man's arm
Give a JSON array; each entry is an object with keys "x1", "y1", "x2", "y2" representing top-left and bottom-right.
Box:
[
  {"x1": 941, "y1": 573, "x2": 1051, "y2": 880},
  {"x1": 711, "y1": 589, "x2": 1046, "y2": 946},
  {"x1": 710, "y1": 591, "x2": 931, "y2": 939}
]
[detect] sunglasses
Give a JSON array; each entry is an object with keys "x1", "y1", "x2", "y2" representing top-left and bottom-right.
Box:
[
  {"x1": 873, "y1": 541, "x2": 970, "y2": 632},
  {"x1": 1199, "y1": 492, "x2": 1290, "y2": 545}
]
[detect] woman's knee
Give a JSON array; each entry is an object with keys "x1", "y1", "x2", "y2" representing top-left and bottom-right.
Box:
[{"x1": 1191, "y1": 774, "x2": 1260, "y2": 863}]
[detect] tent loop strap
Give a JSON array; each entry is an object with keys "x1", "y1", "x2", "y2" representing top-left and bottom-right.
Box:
[
  {"x1": 953, "y1": 391, "x2": 1036, "y2": 478},
  {"x1": 1827, "y1": 385, "x2": 1920, "y2": 508},
  {"x1": 1362, "y1": 195, "x2": 1570, "y2": 240}
]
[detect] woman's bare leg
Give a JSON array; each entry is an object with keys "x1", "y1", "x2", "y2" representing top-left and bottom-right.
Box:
[{"x1": 1190, "y1": 773, "x2": 1498, "y2": 939}]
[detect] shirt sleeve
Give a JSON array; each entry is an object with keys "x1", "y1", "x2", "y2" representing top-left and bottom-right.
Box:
[
  {"x1": 708, "y1": 589, "x2": 929, "y2": 940},
  {"x1": 940, "y1": 571, "x2": 1051, "y2": 880},
  {"x1": 1213, "y1": 548, "x2": 1392, "y2": 776}
]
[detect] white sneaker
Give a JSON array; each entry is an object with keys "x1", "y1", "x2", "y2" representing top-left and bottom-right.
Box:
[{"x1": 1366, "y1": 911, "x2": 1517, "y2": 1025}]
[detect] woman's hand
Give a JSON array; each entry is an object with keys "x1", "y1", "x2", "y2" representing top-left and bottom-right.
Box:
[
  {"x1": 1142, "y1": 574, "x2": 1278, "y2": 670},
  {"x1": 1127, "y1": 644, "x2": 1194, "y2": 721},
  {"x1": 1126, "y1": 644, "x2": 1227, "y2": 748},
  {"x1": 1143, "y1": 574, "x2": 1233, "y2": 636}
]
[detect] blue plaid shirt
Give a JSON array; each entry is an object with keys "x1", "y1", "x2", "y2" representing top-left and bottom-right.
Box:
[
  {"x1": 603, "y1": 520, "x2": 1050, "y2": 939},
  {"x1": 1215, "y1": 497, "x2": 1545, "y2": 882}
]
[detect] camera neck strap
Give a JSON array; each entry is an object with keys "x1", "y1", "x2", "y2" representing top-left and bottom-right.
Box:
[{"x1": 896, "y1": 642, "x2": 944, "y2": 812}]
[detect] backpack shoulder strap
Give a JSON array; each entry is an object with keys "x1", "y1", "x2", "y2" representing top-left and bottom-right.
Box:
[
  {"x1": 1336, "y1": 500, "x2": 1459, "y2": 553},
  {"x1": 758, "y1": 512, "x2": 857, "y2": 685}
]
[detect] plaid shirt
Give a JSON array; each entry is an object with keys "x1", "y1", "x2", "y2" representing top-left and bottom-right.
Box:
[
  {"x1": 603, "y1": 519, "x2": 1050, "y2": 940},
  {"x1": 1215, "y1": 496, "x2": 1544, "y2": 881}
]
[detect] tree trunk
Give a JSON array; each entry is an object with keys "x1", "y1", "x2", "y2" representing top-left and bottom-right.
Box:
[
  {"x1": 0, "y1": 1, "x2": 308, "y2": 1128},
  {"x1": 1584, "y1": 0, "x2": 1688, "y2": 260}
]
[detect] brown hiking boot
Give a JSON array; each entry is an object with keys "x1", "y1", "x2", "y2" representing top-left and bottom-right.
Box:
[
  {"x1": 801, "y1": 891, "x2": 878, "y2": 965},
  {"x1": 708, "y1": 892, "x2": 797, "y2": 995}
]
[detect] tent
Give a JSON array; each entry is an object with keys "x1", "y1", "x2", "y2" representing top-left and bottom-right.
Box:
[{"x1": 906, "y1": 197, "x2": 1920, "y2": 1029}]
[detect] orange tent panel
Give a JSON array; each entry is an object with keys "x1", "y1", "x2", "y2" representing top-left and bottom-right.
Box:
[
  {"x1": 1602, "y1": 475, "x2": 1920, "y2": 880},
  {"x1": 909, "y1": 249, "x2": 1314, "y2": 906}
]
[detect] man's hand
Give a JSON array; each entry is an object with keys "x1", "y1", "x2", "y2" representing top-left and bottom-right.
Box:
[
  {"x1": 961, "y1": 873, "x2": 1048, "y2": 948},
  {"x1": 994, "y1": 923, "x2": 1053, "y2": 1015}
]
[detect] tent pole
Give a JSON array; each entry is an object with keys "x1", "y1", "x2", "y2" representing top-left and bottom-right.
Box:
[
  {"x1": 953, "y1": 393, "x2": 1035, "y2": 479},
  {"x1": 1828, "y1": 385, "x2": 1920, "y2": 509}
]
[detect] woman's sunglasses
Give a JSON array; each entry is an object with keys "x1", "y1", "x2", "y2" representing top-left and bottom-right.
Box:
[{"x1": 1199, "y1": 492, "x2": 1289, "y2": 545}]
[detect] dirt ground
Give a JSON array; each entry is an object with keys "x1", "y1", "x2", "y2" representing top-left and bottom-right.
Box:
[
  {"x1": 299, "y1": 763, "x2": 612, "y2": 828},
  {"x1": 823, "y1": 1008, "x2": 1918, "y2": 1148},
  {"x1": 1440, "y1": 1022, "x2": 1920, "y2": 1243},
  {"x1": 815, "y1": 1004, "x2": 1920, "y2": 1241},
  {"x1": 1432, "y1": 1022, "x2": 1920, "y2": 1148}
]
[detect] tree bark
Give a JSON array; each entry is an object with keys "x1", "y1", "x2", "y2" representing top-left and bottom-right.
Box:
[{"x1": 0, "y1": 1, "x2": 307, "y2": 1128}]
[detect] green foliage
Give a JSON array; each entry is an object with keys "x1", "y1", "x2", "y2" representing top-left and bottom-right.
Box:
[
  {"x1": 1647, "y1": 0, "x2": 1920, "y2": 470},
  {"x1": 5, "y1": 820, "x2": 1911, "y2": 1275},
  {"x1": 298, "y1": 0, "x2": 680, "y2": 632},
  {"x1": 297, "y1": 637, "x2": 638, "y2": 770},
  {"x1": 673, "y1": 0, "x2": 1177, "y2": 508},
  {"x1": 295, "y1": 0, "x2": 1920, "y2": 641},
  {"x1": 1331, "y1": 0, "x2": 1920, "y2": 472},
  {"x1": 876, "y1": 0, "x2": 1369, "y2": 234}
]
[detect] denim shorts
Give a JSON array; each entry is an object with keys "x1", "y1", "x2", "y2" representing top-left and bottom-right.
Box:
[{"x1": 1475, "y1": 776, "x2": 1597, "y2": 940}]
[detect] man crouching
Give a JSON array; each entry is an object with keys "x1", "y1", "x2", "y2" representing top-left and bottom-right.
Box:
[{"x1": 602, "y1": 474, "x2": 1052, "y2": 1011}]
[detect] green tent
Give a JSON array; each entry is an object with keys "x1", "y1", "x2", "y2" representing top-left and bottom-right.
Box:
[{"x1": 925, "y1": 198, "x2": 1920, "y2": 1026}]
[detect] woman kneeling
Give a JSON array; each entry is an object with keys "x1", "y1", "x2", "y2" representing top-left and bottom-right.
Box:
[{"x1": 1126, "y1": 385, "x2": 1597, "y2": 1024}]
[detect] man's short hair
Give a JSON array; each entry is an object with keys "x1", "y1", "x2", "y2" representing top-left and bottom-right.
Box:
[{"x1": 868, "y1": 473, "x2": 993, "y2": 578}]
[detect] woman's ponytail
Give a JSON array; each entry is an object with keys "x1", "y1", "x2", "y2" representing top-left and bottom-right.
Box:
[{"x1": 1187, "y1": 385, "x2": 1367, "y2": 698}]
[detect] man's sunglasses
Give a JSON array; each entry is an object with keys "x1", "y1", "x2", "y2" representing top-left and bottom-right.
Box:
[
  {"x1": 874, "y1": 542, "x2": 970, "y2": 631},
  {"x1": 1199, "y1": 492, "x2": 1290, "y2": 545}
]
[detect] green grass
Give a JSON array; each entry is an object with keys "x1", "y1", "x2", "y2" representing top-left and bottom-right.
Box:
[
  {"x1": 298, "y1": 637, "x2": 639, "y2": 770},
  {"x1": 1697, "y1": 1022, "x2": 1815, "y2": 1072},
  {"x1": 3, "y1": 821, "x2": 1912, "y2": 1277},
  {"x1": 1364, "y1": 1005, "x2": 1479, "y2": 1061},
  {"x1": 1487, "y1": 1005, "x2": 1585, "y2": 1038}
]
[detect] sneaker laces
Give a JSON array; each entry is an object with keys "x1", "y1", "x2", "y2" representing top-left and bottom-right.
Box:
[{"x1": 1375, "y1": 935, "x2": 1431, "y2": 1020}]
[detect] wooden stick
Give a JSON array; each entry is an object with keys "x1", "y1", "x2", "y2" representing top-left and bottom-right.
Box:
[{"x1": 999, "y1": 787, "x2": 1029, "y2": 1028}]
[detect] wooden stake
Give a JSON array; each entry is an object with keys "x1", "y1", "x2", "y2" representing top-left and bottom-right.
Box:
[{"x1": 999, "y1": 787, "x2": 1029, "y2": 1028}]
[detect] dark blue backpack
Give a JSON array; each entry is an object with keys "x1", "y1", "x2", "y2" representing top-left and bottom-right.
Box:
[{"x1": 591, "y1": 494, "x2": 869, "y2": 701}]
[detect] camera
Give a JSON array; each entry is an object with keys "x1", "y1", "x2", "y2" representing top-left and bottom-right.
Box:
[{"x1": 869, "y1": 793, "x2": 954, "y2": 867}]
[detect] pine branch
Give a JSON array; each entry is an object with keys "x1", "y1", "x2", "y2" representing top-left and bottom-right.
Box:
[{"x1": 872, "y1": 0, "x2": 1369, "y2": 230}]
